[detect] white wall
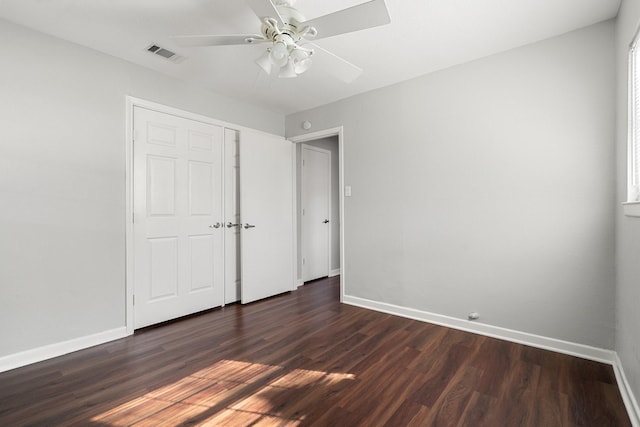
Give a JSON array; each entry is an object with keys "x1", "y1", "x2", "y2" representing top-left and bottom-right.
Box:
[
  {"x1": 615, "y1": 0, "x2": 640, "y2": 407},
  {"x1": 286, "y1": 21, "x2": 617, "y2": 349},
  {"x1": 295, "y1": 137, "x2": 341, "y2": 281},
  {"x1": 0, "y1": 20, "x2": 283, "y2": 358}
]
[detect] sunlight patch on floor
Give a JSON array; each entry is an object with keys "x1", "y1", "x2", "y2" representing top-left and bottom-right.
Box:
[{"x1": 91, "y1": 359, "x2": 355, "y2": 426}]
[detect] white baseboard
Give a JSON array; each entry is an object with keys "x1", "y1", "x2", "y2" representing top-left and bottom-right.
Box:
[
  {"x1": 342, "y1": 294, "x2": 616, "y2": 364},
  {"x1": 0, "y1": 327, "x2": 129, "y2": 373},
  {"x1": 613, "y1": 354, "x2": 640, "y2": 427}
]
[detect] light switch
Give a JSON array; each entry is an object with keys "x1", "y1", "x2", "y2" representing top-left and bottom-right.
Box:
[{"x1": 345, "y1": 185, "x2": 352, "y2": 197}]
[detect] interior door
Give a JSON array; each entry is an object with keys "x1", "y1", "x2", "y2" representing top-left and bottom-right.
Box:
[
  {"x1": 302, "y1": 145, "x2": 331, "y2": 281},
  {"x1": 240, "y1": 130, "x2": 294, "y2": 304},
  {"x1": 133, "y1": 107, "x2": 224, "y2": 328}
]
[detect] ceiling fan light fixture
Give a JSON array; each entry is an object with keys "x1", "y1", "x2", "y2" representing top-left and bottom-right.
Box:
[
  {"x1": 278, "y1": 59, "x2": 297, "y2": 78},
  {"x1": 269, "y1": 41, "x2": 289, "y2": 67},
  {"x1": 291, "y1": 48, "x2": 312, "y2": 74}
]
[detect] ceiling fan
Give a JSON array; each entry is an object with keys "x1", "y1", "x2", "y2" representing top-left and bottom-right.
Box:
[{"x1": 172, "y1": 0, "x2": 391, "y2": 82}]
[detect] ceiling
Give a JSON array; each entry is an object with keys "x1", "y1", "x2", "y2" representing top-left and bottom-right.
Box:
[{"x1": 0, "y1": 0, "x2": 621, "y2": 115}]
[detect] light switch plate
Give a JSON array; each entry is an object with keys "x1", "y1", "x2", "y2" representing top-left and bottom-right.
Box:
[{"x1": 345, "y1": 185, "x2": 352, "y2": 197}]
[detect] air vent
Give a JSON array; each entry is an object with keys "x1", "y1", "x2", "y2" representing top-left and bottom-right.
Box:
[{"x1": 146, "y1": 44, "x2": 185, "y2": 63}]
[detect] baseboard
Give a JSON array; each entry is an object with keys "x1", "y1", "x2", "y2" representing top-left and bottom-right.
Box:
[
  {"x1": 342, "y1": 294, "x2": 616, "y2": 364},
  {"x1": 0, "y1": 327, "x2": 129, "y2": 373},
  {"x1": 613, "y1": 354, "x2": 640, "y2": 426}
]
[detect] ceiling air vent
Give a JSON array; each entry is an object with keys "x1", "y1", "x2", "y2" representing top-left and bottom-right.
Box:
[{"x1": 146, "y1": 44, "x2": 185, "y2": 63}]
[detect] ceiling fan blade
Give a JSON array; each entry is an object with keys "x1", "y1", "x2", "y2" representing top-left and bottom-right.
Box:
[
  {"x1": 307, "y1": 43, "x2": 363, "y2": 83},
  {"x1": 246, "y1": 0, "x2": 283, "y2": 26},
  {"x1": 301, "y1": 0, "x2": 390, "y2": 40},
  {"x1": 171, "y1": 34, "x2": 266, "y2": 47}
]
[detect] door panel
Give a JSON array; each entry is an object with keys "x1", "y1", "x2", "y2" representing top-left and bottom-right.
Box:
[
  {"x1": 302, "y1": 145, "x2": 331, "y2": 281},
  {"x1": 189, "y1": 234, "x2": 215, "y2": 291},
  {"x1": 188, "y1": 161, "x2": 214, "y2": 215},
  {"x1": 147, "y1": 156, "x2": 176, "y2": 216},
  {"x1": 240, "y1": 130, "x2": 294, "y2": 304},
  {"x1": 149, "y1": 237, "x2": 178, "y2": 299},
  {"x1": 133, "y1": 107, "x2": 224, "y2": 328}
]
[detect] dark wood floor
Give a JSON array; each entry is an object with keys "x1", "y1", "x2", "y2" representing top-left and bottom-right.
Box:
[{"x1": 0, "y1": 276, "x2": 631, "y2": 426}]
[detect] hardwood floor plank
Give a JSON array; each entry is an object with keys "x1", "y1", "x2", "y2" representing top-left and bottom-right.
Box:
[
  {"x1": 338, "y1": 348, "x2": 424, "y2": 425},
  {"x1": 423, "y1": 380, "x2": 475, "y2": 427},
  {"x1": 408, "y1": 342, "x2": 478, "y2": 408},
  {"x1": 468, "y1": 337, "x2": 514, "y2": 398},
  {"x1": 496, "y1": 359, "x2": 541, "y2": 427},
  {"x1": 456, "y1": 391, "x2": 497, "y2": 427},
  {"x1": 384, "y1": 400, "x2": 429, "y2": 427},
  {"x1": 0, "y1": 276, "x2": 631, "y2": 426}
]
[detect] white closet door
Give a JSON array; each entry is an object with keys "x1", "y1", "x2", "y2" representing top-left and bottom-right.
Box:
[
  {"x1": 240, "y1": 130, "x2": 295, "y2": 304},
  {"x1": 133, "y1": 107, "x2": 224, "y2": 328}
]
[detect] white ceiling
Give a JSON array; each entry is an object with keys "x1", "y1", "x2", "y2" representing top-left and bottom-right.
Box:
[{"x1": 0, "y1": 0, "x2": 621, "y2": 115}]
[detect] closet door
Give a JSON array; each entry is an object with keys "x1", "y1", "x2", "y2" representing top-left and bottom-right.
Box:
[
  {"x1": 133, "y1": 107, "x2": 224, "y2": 328},
  {"x1": 240, "y1": 130, "x2": 295, "y2": 304}
]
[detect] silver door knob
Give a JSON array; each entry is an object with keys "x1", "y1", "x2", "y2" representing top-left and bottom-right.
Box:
[
  {"x1": 323, "y1": 219, "x2": 330, "y2": 224},
  {"x1": 209, "y1": 222, "x2": 221, "y2": 229},
  {"x1": 243, "y1": 223, "x2": 256, "y2": 229},
  {"x1": 226, "y1": 222, "x2": 240, "y2": 228}
]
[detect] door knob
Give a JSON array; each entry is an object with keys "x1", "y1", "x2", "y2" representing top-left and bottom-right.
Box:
[
  {"x1": 209, "y1": 222, "x2": 221, "y2": 229},
  {"x1": 323, "y1": 219, "x2": 330, "y2": 224},
  {"x1": 226, "y1": 222, "x2": 240, "y2": 228},
  {"x1": 243, "y1": 223, "x2": 256, "y2": 229}
]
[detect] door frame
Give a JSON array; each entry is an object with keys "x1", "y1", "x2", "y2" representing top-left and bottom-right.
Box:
[
  {"x1": 289, "y1": 127, "x2": 345, "y2": 302},
  {"x1": 300, "y1": 144, "x2": 332, "y2": 282},
  {"x1": 125, "y1": 96, "x2": 289, "y2": 334}
]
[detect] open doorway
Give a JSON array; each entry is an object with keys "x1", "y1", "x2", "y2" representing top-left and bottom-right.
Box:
[
  {"x1": 290, "y1": 128, "x2": 344, "y2": 299},
  {"x1": 299, "y1": 140, "x2": 338, "y2": 282}
]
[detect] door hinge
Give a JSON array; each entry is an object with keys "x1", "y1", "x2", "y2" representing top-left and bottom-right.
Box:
[
  {"x1": 133, "y1": 295, "x2": 135, "y2": 306},
  {"x1": 303, "y1": 258, "x2": 306, "y2": 265}
]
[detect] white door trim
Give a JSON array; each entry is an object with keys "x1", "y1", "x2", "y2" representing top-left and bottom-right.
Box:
[{"x1": 289, "y1": 127, "x2": 345, "y2": 302}]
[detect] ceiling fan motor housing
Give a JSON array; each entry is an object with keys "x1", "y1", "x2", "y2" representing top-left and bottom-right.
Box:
[{"x1": 261, "y1": 4, "x2": 307, "y2": 45}]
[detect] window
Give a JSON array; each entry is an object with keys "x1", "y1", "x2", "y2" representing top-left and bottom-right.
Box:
[{"x1": 626, "y1": 31, "x2": 640, "y2": 216}]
